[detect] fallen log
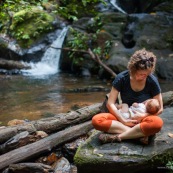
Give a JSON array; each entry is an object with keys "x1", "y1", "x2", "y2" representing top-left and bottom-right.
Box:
[
  {"x1": 0, "y1": 120, "x2": 93, "y2": 170},
  {"x1": 0, "y1": 131, "x2": 48, "y2": 154},
  {"x1": 0, "y1": 58, "x2": 30, "y2": 70},
  {"x1": 3, "y1": 163, "x2": 53, "y2": 173},
  {"x1": 0, "y1": 103, "x2": 101, "y2": 144}
]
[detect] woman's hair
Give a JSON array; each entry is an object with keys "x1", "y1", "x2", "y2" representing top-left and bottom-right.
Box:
[{"x1": 127, "y1": 48, "x2": 156, "y2": 75}]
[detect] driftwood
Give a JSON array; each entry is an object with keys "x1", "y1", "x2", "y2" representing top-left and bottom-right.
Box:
[
  {"x1": 0, "y1": 120, "x2": 93, "y2": 170},
  {"x1": 0, "y1": 131, "x2": 48, "y2": 154},
  {"x1": 0, "y1": 58, "x2": 30, "y2": 70},
  {"x1": 0, "y1": 103, "x2": 101, "y2": 144},
  {"x1": 3, "y1": 163, "x2": 53, "y2": 173}
]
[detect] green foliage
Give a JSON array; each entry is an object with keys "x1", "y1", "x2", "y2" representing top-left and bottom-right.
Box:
[
  {"x1": 166, "y1": 161, "x2": 173, "y2": 172},
  {"x1": 88, "y1": 15, "x2": 104, "y2": 32},
  {"x1": 55, "y1": 0, "x2": 107, "y2": 21},
  {"x1": 0, "y1": 0, "x2": 51, "y2": 36},
  {"x1": 0, "y1": 0, "x2": 107, "y2": 48},
  {"x1": 9, "y1": 7, "x2": 54, "y2": 47},
  {"x1": 67, "y1": 27, "x2": 112, "y2": 66}
]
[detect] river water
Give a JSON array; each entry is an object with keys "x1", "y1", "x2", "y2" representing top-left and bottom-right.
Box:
[
  {"x1": 0, "y1": 73, "x2": 110, "y2": 125},
  {"x1": 0, "y1": 73, "x2": 172, "y2": 125}
]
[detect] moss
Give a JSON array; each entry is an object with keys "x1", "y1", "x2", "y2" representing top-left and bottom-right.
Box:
[
  {"x1": 150, "y1": 151, "x2": 173, "y2": 168},
  {"x1": 74, "y1": 130, "x2": 108, "y2": 166},
  {"x1": 10, "y1": 7, "x2": 54, "y2": 48},
  {"x1": 0, "y1": 38, "x2": 8, "y2": 48}
]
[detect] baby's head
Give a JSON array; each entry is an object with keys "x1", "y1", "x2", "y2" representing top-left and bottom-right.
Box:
[{"x1": 145, "y1": 99, "x2": 160, "y2": 114}]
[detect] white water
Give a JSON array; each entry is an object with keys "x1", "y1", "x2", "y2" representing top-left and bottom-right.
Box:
[
  {"x1": 22, "y1": 27, "x2": 68, "y2": 77},
  {"x1": 110, "y1": 0, "x2": 127, "y2": 14}
]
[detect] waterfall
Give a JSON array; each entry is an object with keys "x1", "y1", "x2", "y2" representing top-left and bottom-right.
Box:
[
  {"x1": 110, "y1": 0, "x2": 127, "y2": 14},
  {"x1": 22, "y1": 27, "x2": 68, "y2": 77}
]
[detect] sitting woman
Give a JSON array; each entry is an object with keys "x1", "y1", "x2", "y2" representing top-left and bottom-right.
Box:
[{"x1": 92, "y1": 49, "x2": 163, "y2": 144}]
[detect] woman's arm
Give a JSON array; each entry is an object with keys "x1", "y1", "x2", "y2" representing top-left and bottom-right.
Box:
[
  {"x1": 153, "y1": 93, "x2": 163, "y2": 115},
  {"x1": 107, "y1": 87, "x2": 138, "y2": 127}
]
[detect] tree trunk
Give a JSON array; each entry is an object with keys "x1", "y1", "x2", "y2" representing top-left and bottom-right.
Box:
[{"x1": 0, "y1": 121, "x2": 93, "y2": 170}]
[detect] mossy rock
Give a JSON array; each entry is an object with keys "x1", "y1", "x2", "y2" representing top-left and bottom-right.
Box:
[
  {"x1": 10, "y1": 7, "x2": 54, "y2": 48},
  {"x1": 154, "y1": 1, "x2": 173, "y2": 13}
]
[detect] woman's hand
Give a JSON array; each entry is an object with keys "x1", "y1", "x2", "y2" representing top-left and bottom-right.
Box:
[
  {"x1": 121, "y1": 118, "x2": 139, "y2": 127},
  {"x1": 157, "y1": 108, "x2": 163, "y2": 115}
]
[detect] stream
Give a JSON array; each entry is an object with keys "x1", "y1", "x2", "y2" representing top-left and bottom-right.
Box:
[{"x1": 0, "y1": 73, "x2": 110, "y2": 125}]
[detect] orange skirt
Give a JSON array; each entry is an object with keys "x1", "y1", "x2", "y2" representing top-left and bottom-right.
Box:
[{"x1": 92, "y1": 113, "x2": 163, "y2": 136}]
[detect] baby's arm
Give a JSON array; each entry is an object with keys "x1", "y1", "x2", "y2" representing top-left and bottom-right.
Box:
[
  {"x1": 131, "y1": 111, "x2": 149, "y2": 122},
  {"x1": 132, "y1": 102, "x2": 139, "y2": 107}
]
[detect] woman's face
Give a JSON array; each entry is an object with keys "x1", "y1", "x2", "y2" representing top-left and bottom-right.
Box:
[{"x1": 134, "y1": 69, "x2": 151, "y2": 81}]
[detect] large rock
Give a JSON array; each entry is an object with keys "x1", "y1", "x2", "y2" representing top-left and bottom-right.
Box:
[
  {"x1": 74, "y1": 107, "x2": 173, "y2": 173},
  {"x1": 105, "y1": 8, "x2": 173, "y2": 79},
  {"x1": 117, "y1": 0, "x2": 166, "y2": 13}
]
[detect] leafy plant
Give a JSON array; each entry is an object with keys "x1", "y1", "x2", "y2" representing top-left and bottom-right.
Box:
[
  {"x1": 55, "y1": 0, "x2": 107, "y2": 21},
  {"x1": 0, "y1": 0, "x2": 48, "y2": 34},
  {"x1": 166, "y1": 161, "x2": 173, "y2": 172},
  {"x1": 67, "y1": 27, "x2": 112, "y2": 66}
]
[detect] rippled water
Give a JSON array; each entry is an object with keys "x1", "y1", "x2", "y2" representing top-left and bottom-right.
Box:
[
  {"x1": 0, "y1": 73, "x2": 172, "y2": 125},
  {"x1": 0, "y1": 73, "x2": 110, "y2": 125}
]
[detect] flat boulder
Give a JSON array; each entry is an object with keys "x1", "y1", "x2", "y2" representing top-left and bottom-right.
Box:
[{"x1": 74, "y1": 107, "x2": 173, "y2": 173}]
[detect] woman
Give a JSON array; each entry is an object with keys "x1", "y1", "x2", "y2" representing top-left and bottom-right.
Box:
[{"x1": 92, "y1": 49, "x2": 163, "y2": 144}]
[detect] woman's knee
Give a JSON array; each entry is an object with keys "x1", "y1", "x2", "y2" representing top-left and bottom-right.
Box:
[
  {"x1": 92, "y1": 113, "x2": 114, "y2": 132},
  {"x1": 140, "y1": 116, "x2": 163, "y2": 136}
]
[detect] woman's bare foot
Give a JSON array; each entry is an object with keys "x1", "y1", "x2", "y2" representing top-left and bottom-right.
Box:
[{"x1": 99, "y1": 133, "x2": 121, "y2": 144}]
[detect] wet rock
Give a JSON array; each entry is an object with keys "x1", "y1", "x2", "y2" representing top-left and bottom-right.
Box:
[
  {"x1": 118, "y1": 0, "x2": 162, "y2": 13},
  {"x1": 156, "y1": 58, "x2": 173, "y2": 80},
  {"x1": 54, "y1": 157, "x2": 71, "y2": 173}
]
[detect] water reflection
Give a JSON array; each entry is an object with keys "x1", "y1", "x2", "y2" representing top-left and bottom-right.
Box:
[{"x1": 0, "y1": 73, "x2": 110, "y2": 125}]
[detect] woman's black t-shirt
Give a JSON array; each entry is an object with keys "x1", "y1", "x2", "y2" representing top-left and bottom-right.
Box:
[{"x1": 112, "y1": 70, "x2": 161, "y2": 106}]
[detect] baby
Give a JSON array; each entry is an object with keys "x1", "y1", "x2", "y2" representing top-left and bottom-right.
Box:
[{"x1": 116, "y1": 99, "x2": 160, "y2": 120}]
